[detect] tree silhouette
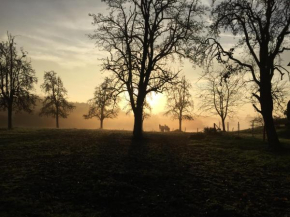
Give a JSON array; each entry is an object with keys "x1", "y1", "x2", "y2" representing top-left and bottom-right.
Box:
[
  {"x1": 198, "y1": 68, "x2": 244, "y2": 132},
  {"x1": 83, "y1": 77, "x2": 119, "y2": 129},
  {"x1": 286, "y1": 101, "x2": 290, "y2": 121},
  {"x1": 40, "y1": 71, "x2": 75, "y2": 128},
  {"x1": 89, "y1": 0, "x2": 205, "y2": 138},
  {"x1": 192, "y1": 0, "x2": 290, "y2": 148},
  {"x1": 164, "y1": 76, "x2": 194, "y2": 131},
  {"x1": 0, "y1": 33, "x2": 37, "y2": 129}
]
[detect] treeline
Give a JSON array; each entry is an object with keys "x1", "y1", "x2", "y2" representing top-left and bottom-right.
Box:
[{"x1": 1, "y1": 0, "x2": 290, "y2": 149}]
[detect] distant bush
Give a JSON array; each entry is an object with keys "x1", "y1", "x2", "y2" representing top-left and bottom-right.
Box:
[{"x1": 204, "y1": 127, "x2": 217, "y2": 134}]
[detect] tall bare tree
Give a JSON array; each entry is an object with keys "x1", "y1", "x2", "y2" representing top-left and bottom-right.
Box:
[
  {"x1": 89, "y1": 0, "x2": 205, "y2": 138},
  {"x1": 164, "y1": 76, "x2": 194, "y2": 131},
  {"x1": 0, "y1": 33, "x2": 37, "y2": 129},
  {"x1": 83, "y1": 77, "x2": 119, "y2": 129},
  {"x1": 40, "y1": 71, "x2": 75, "y2": 128},
  {"x1": 198, "y1": 69, "x2": 244, "y2": 132},
  {"x1": 192, "y1": 0, "x2": 290, "y2": 148}
]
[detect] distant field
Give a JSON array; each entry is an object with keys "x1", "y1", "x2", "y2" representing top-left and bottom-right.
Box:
[{"x1": 0, "y1": 129, "x2": 290, "y2": 217}]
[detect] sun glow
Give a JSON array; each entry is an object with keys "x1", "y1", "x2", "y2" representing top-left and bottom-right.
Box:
[{"x1": 146, "y1": 92, "x2": 166, "y2": 114}]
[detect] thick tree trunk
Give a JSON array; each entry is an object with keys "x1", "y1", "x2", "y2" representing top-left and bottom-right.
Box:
[
  {"x1": 260, "y1": 70, "x2": 280, "y2": 148},
  {"x1": 8, "y1": 103, "x2": 13, "y2": 130},
  {"x1": 133, "y1": 106, "x2": 143, "y2": 139},
  {"x1": 221, "y1": 118, "x2": 226, "y2": 132},
  {"x1": 100, "y1": 119, "x2": 104, "y2": 129},
  {"x1": 261, "y1": 103, "x2": 280, "y2": 148},
  {"x1": 179, "y1": 118, "x2": 182, "y2": 131}
]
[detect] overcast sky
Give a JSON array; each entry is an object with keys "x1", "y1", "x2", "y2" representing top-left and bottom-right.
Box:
[{"x1": 1, "y1": 0, "x2": 289, "y2": 130}]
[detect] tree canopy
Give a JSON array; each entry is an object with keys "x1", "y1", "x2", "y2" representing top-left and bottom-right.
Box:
[
  {"x1": 0, "y1": 33, "x2": 37, "y2": 129},
  {"x1": 164, "y1": 76, "x2": 194, "y2": 131},
  {"x1": 40, "y1": 71, "x2": 75, "y2": 128},
  {"x1": 84, "y1": 77, "x2": 119, "y2": 129}
]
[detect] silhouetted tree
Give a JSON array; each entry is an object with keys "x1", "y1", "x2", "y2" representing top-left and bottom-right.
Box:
[
  {"x1": 164, "y1": 76, "x2": 194, "y2": 131},
  {"x1": 89, "y1": 0, "x2": 205, "y2": 138},
  {"x1": 198, "y1": 69, "x2": 244, "y2": 132},
  {"x1": 0, "y1": 33, "x2": 37, "y2": 129},
  {"x1": 40, "y1": 71, "x2": 75, "y2": 128},
  {"x1": 83, "y1": 77, "x2": 119, "y2": 129},
  {"x1": 192, "y1": 0, "x2": 290, "y2": 148},
  {"x1": 286, "y1": 100, "x2": 290, "y2": 121}
]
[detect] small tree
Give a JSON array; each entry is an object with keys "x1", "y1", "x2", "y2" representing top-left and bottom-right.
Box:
[
  {"x1": 0, "y1": 33, "x2": 37, "y2": 129},
  {"x1": 164, "y1": 76, "x2": 194, "y2": 131},
  {"x1": 40, "y1": 71, "x2": 75, "y2": 128},
  {"x1": 198, "y1": 69, "x2": 244, "y2": 132},
  {"x1": 83, "y1": 77, "x2": 119, "y2": 129}
]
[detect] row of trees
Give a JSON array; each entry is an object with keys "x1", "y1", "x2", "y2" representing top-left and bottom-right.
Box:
[
  {"x1": 91, "y1": 0, "x2": 290, "y2": 148},
  {"x1": 83, "y1": 75, "x2": 195, "y2": 131},
  {"x1": 0, "y1": 33, "x2": 195, "y2": 130},
  {"x1": 0, "y1": 34, "x2": 75, "y2": 129},
  {"x1": 1, "y1": 0, "x2": 289, "y2": 148}
]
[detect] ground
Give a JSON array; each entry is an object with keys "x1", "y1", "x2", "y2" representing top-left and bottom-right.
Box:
[{"x1": 0, "y1": 128, "x2": 290, "y2": 217}]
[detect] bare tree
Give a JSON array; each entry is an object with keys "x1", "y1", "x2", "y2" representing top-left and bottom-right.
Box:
[
  {"x1": 83, "y1": 77, "x2": 119, "y2": 129},
  {"x1": 191, "y1": 0, "x2": 290, "y2": 148},
  {"x1": 164, "y1": 76, "x2": 194, "y2": 131},
  {"x1": 0, "y1": 33, "x2": 37, "y2": 129},
  {"x1": 89, "y1": 0, "x2": 205, "y2": 138},
  {"x1": 40, "y1": 71, "x2": 75, "y2": 128},
  {"x1": 198, "y1": 69, "x2": 244, "y2": 132}
]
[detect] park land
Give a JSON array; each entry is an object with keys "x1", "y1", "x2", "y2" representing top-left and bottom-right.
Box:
[{"x1": 0, "y1": 128, "x2": 290, "y2": 217}]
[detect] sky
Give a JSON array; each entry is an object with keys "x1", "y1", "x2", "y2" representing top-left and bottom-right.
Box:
[{"x1": 0, "y1": 0, "x2": 289, "y2": 131}]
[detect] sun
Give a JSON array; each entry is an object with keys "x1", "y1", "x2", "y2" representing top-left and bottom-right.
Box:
[{"x1": 146, "y1": 92, "x2": 166, "y2": 114}]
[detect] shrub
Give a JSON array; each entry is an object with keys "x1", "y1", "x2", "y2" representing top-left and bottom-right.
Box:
[{"x1": 204, "y1": 127, "x2": 217, "y2": 134}]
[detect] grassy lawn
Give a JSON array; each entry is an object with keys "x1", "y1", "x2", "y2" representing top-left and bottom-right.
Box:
[{"x1": 0, "y1": 129, "x2": 290, "y2": 217}]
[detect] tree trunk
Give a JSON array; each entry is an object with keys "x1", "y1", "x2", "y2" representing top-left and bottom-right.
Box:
[
  {"x1": 56, "y1": 112, "x2": 59, "y2": 129},
  {"x1": 100, "y1": 118, "x2": 104, "y2": 129},
  {"x1": 260, "y1": 70, "x2": 280, "y2": 148},
  {"x1": 221, "y1": 118, "x2": 226, "y2": 132},
  {"x1": 261, "y1": 105, "x2": 280, "y2": 148},
  {"x1": 8, "y1": 103, "x2": 13, "y2": 130},
  {"x1": 179, "y1": 118, "x2": 182, "y2": 131},
  {"x1": 133, "y1": 106, "x2": 143, "y2": 139}
]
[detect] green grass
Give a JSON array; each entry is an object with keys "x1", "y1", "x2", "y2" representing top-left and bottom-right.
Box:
[{"x1": 0, "y1": 128, "x2": 290, "y2": 217}]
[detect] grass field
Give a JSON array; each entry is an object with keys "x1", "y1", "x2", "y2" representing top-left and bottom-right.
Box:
[{"x1": 0, "y1": 128, "x2": 290, "y2": 217}]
